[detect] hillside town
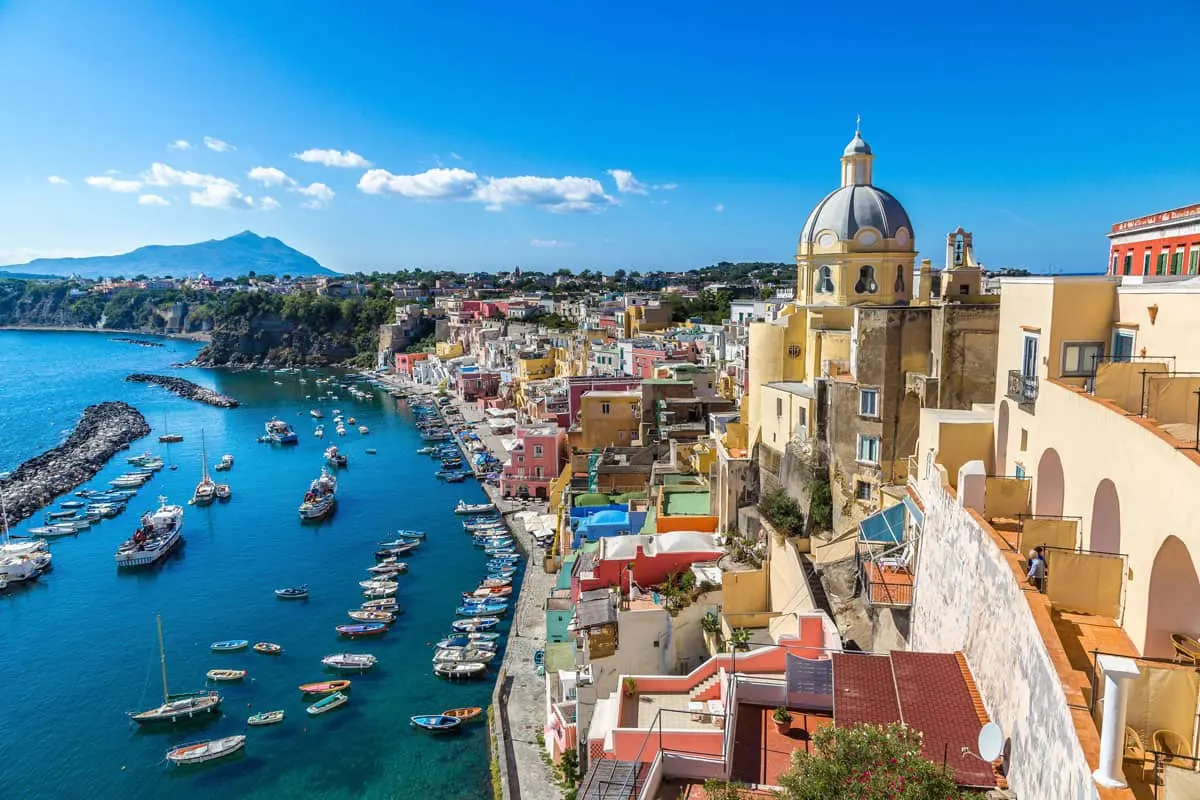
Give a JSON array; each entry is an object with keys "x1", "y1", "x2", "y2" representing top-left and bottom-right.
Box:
[{"x1": 379, "y1": 132, "x2": 1200, "y2": 799}]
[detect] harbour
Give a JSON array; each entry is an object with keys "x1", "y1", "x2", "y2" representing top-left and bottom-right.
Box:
[{"x1": 0, "y1": 330, "x2": 500, "y2": 800}]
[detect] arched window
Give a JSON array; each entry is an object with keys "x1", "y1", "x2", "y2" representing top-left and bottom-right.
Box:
[
  {"x1": 815, "y1": 266, "x2": 834, "y2": 294},
  {"x1": 894, "y1": 264, "x2": 906, "y2": 294},
  {"x1": 855, "y1": 265, "x2": 877, "y2": 294}
]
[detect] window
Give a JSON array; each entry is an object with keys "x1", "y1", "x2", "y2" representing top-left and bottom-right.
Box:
[
  {"x1": 517, "y1": 455, "x2": 524, "y2": 464},
  {"x1": 855, "y1": 480, "x2": 873, "y2": 501},
  {"x1": 1019, "y1": 428, "x2": 1028, "y2": 452},
  {"x1": 815, "y1": 266, "x2": 834, "y2": 294},
  {"x1": 1111, "y1": 253, "x2": 1120, "y2": 274},
  {"x1": 776, "y1": 397, "x2": 783, "y2": 417},
  {"x1": 1157, "y1": 250, "x2": 1168, "y2": 275},
  {"x1": 1124, "y1": 252, "x2": 1133, "y2": 275},
  {"x1": 1172, "y1": 249, "x2": 1184, "y2": 275},
  {"x1": 854, "y1": 265, "x2": 878, "y2": 294},
  {"x1": 1014, "y1": 464, "x2": 1026, "y2": 480},
  {"x1": 1191, "y1": 247, "x2": 1200, "y2": 275},
  {"x1": 1143, "y1": 251, "x2": 1152, "y2": 273},
  {"x1": 535, "y1": 466, "x2": 544, "y2": 479},
  {"x1": 617, "y1": 429, "x2": 626, "y2": 441},
  {"x1": 1061, "y1": 341, "x2": 1103, "y2": 377},
  {"x1": 859, "y1": 388, "x2": 879, "y2": 417},
  {"x1": 894, "y1": 265, "x2": 906, "y2": 293},
  {"x1": 1112, "y1": 330, "x2": 1136, "y2": 363},
  {"x1": 1021, "y1": 333, "x2": 1039, "y2": 380},
  {"x1": 533, "y1": 445, "x2": 543, "y2": 458},
  {"x1": 856, "y1": 434, "x2": 880, "y2": 464},
  {"x1": 601, "y1": 402, "x2": 611, "y2": 415},
  {"x1": 787, "y1": 344, "x2": 801, "y2": 359}
]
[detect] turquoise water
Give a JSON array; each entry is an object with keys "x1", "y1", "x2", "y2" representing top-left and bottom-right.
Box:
[{"x1": 0, "y1": 331, "x2": 500, "y2": 800}]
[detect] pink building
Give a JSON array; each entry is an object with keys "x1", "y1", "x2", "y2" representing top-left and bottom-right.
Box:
[
  {"x1": 500, "y1": 424, "x2": 567, "y2": 500},
  {"x1": 458, "y1": 371, "x2": 501, "y2": 402},
  {"x1": 572, "y1": 532, "x2": 723, "y2": 598},
  {"x1": 393, "y1": 351, "x2": 428, "y2": 378}
]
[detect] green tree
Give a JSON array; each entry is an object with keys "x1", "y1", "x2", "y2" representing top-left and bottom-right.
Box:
[
  {"x1": 777, "y1": 723, "x2": 979, "y2": 800},
  {"x1": 759, "y1": 488, "x2": 806, "y2": 537}
]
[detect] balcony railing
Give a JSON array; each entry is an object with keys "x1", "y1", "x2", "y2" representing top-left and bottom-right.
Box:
[{"x1": 1007, "y1": 370, "x2": 1039, "y2": 411}]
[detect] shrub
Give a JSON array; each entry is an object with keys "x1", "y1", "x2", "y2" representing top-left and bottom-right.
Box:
[{"x1": 759, "y1": 488, "x2": 806, "y2": 537}]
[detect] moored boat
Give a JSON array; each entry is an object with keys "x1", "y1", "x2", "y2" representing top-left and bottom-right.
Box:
[
  {"x1": 210, "y1": 640, "x2": 249, "y2": 652},
  {"x1": 433, "y1": 661, "x2": 487, "y2": 680},
  {"x1": 360, "y1": 598, "x2": 402, "y2": 613},
  {"x1": 264, "y1": 417, "x2": 299, "y2": 444},
  {"x1": 247, "y1": 710, "x2": 285, "y2": 726},
  {"x1": 324, "y1": 445, "x2": 348, "y2": 468},
  {"x1": 298, "y1": 468, "x2": 337, "y2": 521},
  {"x1": 253, "y1": 642, "x2": 282, "y2": 655},
  {"x1": 348, "y1": 609, "x2": 395, "y2": 624},
  {"x1": 321, "y1": 653, "x2": 377, "y2": 671},
  {"x1": 451, "y1": 616, "x2": 500, "y2": 633},
  {"x1": 114, "y1": 496, "x2": 183, "y2": 568},
  {"x1": 306, "y1": 691, "x2": 348, "y2": 716},
  {"x1": 337, "y1": 622, "x2": 388, "y2": 637},
  {"x1": 165, "y1": 735, "x2": 245, "y2": 766},
  {"x1": 206, "y1": 669, "x2": 247, "y2": 682},
  {"x1": 299, "y1": 679, "x2": 351, "y2": 695},
  {"x1": 454, "y1": 500, "x2": 496, "y2": 515},
  {"x1": 129, "y1": 616, "x2": 223, "y2": 726},
  {"x1": 442, "y1": 706, "x2": 484, "y2": 723},
  {"x1": 410, "y1": 714, "x2": 462, "y2": 733},
  {"x1": 275, "y1": 585, "x2": 309, "y2": 599},
  {"x1": 362, "y1": 585, "x2": 397, "y2": 599}
]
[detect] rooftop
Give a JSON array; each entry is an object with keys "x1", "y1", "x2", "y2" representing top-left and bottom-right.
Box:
[{"x1": 663, "y1": 491, "x2": 712, "y2": 516}]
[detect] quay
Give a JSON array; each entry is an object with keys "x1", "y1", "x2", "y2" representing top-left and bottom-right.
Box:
[
  {"x1": 0, "y1": 401, "x2": 150, "y2": 527},
  {"x1": 125, "y1": 373, "x2": 239, "y2": 408}
]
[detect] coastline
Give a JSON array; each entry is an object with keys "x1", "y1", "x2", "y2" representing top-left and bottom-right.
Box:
[{"x1": 0, "y1": 324, "x2": 211, "y2": 343}]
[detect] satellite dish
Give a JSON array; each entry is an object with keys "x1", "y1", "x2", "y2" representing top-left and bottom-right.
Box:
[{"x1": 977, "y1": 722, "x2": 1004, "y2": 762}]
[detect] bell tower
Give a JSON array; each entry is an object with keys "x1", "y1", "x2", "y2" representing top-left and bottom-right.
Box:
[{"x1": 840, "y1": 117, "x2": 873, "y2": 187}]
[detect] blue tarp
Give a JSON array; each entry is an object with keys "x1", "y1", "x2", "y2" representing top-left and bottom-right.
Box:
[
  {"x1": 902, "y1": 495, "x2": 924, "y2": 528},
  {"x1": 858, "y1": 503, "x2": 905, "y2": 545}
]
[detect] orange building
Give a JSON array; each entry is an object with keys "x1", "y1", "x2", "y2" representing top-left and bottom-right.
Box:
[{"x1": 1107, "y1": 203, "x2": 1200, "y2": 276}]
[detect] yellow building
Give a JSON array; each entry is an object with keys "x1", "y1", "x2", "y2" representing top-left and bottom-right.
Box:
[
  {"x1": 435, "y1": 341, "x2": 464, "y2": 359},
  {"x1": 517, "y1": 353, "x2": 555, "y2": 382},
  {"x1": 574, "y1": 390, "x2": 641, "y2": 450}
]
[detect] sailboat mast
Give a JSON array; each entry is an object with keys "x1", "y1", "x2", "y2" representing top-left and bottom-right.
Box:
[
  {"x1": 156, "y1": 615, "x2": 169, "y2": 704},
  {"x1": 201, "y1": 431, "x2": 209, "y2": 482}
]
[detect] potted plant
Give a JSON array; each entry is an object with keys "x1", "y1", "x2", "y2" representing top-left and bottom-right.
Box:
[
  {"x1": 621, "y1": 677, "x2": 637, "y2": 698},
  {"x1": 772, "y1": 706, "x2": 793, "y2": 734}
]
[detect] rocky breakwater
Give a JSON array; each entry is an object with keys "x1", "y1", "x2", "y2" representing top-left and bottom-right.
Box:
[
  {"x1": 125, "y1": 373, "x2": 239, "y2": 408},
  {"x1": 0, "y1": 402, "x2": 151, "y2": 528}
]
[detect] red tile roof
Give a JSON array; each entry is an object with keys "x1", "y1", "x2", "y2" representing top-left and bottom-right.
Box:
[{"x1": 831, "y1": 652, "x2": 997, "y2": 789}]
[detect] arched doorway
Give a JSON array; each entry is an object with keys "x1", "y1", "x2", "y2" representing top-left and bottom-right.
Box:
[
  {"x1": 995, "y1": 401, "x2": 1010, "y2": 474},
  {"x1": 1089, "y1": 479, "x2": 1121, "y2": 554},
  {"x1": 1145, "y1": 536, "x2": 1200, "y2": 658},
  {"x1": 1034, "y1": 448, "x2": 1064, "y2": 517}
]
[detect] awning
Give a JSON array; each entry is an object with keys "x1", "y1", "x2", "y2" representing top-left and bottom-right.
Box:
[
  {"x1": 858, "y1": 503, "x2": 905, "y2": 545},
  {"x1": 902, "y1": 494, "x2": 924, "y2": 528}
]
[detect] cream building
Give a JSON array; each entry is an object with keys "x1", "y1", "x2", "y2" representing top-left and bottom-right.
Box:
[{"x1": 739, "y1": 129, "x2": 1001, "y2": 534}]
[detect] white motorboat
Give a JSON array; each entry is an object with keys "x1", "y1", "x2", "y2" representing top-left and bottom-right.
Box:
[
  {"x1": 321, "y1": 653, "x2": 377, "y2": 671},
  {"x1": 213, "y1": 454, "x2": 234, "y2": 472},
  {"x1": 298, "y1": 468, "x2": 337, "y2": 521},
  {"x1": 0, "y1": 539, "x2": 47, "y2": 557},
  {"x1": 455, "y1": 500, "x2": 497, "y2": 515},
  {"x1": 358, "y1": 425, "x2": 369, "y2": 435},
  {"x1": 115, "y1": 496, "x2": 183, "y2": 568},
  {"x1": 0, "y1": 555, "x2": 44, "y2": 583},
  {"x1": 214, "y1": 484, "x2": 231, "y2": 500},
  {"x1": 433, "y1": 661, "x2": 487, "y2": 679}
]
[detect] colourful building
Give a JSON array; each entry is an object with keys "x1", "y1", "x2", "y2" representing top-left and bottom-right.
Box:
[
  {"x1": 393, "y1": 351, "x2": 428, "y2": 377},
  {"x1": 458, "y1": 370, "x2": 500, "y2": 402},
  {"x1": 572, "y1": 532, "x2": 722, "y2": 597},
  {"x1": 1106, "y1": 203, "x2": 1200, "y2": 277},
  {"x1": 500, "y1": 424, "x2": 567, "y2": 500},
  {"x1": 575, "y1": 389, "x2": 641, "y2": 450}
]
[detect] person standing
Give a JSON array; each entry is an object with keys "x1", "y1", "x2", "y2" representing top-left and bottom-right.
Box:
[{"x1": 1026, "y1": 546, "x2": 1046, "y2": 592}]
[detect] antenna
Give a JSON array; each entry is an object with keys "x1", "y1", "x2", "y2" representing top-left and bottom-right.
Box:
[{"x1": 962, "y1": 722, "x2": 1005, "y2": 762}]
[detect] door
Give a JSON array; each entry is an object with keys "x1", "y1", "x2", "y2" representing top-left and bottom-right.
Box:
[
  {"x1": 1022, "y1": 334, "x2": 1039, "y2": 379},
  {"x1": 1112, "y1": 330, "x2": 1135, "y2": 363}
]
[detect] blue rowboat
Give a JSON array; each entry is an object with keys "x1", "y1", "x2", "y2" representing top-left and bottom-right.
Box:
[
  {"x1": 210, "y1": 640, "x2": 249, "y2": 652},
  {"x1": 455, "y1": 602, "x2": 508, "y2": 618},
  {"x1": 451, "y1": 617, "x2": 500, "y2": 632},
  {"x1": 275, "y1": 585, "x2": 309, "y2": 599},
  {"x1": 411, "y1": 714, "x2": 462, "y2": 733},
  {"x1": 336, "y1": 623, "x2": 387, "y2": 637},
  {"x1": 306, "y1": 691, "x2": 349, "y2": 716}
]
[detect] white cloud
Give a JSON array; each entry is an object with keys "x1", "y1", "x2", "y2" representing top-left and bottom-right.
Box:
[
  {"x1": 47, "y1": 175, "x2": 69, "y2": 185},
  {"x1": 608, "y1": 169, "x2": 648, "y2": 195},
  {"x1": 85, "y1": 175, "x2": 143, "y2": 193},
  {"x1": 293, "y1": 148, "x2": 371, "y2": 168},
  {"x1": 359, "y1": 166, "x2": 615, "y2": 213},
  {"x1": 203, "y1": 136, "x2": 235, "y2": 153},
  {"x1": 295, "y1": 181, "x2": 335, "y2": 209},
  {"x1": 169, "y1": 140, "x2": 192, "y2": 150},
  {"x1": 358, "y1": 167, "x2": 479, "y2": 199},
  {"x1": 449, "y1": 152, "x2": 464, "y2": 161},
  {"x1": 714, "y1": 203, "x2": 725, "y2": 213},
  {"x1": 530, "y1": 239, "x2": 573, "y2": 248},
  {"x1": 248, "y1": 166, "x2": 295, "y2": 187},
  {"x1": 658, "y1": 182, "x2": 679, "y2": 190},
  {"x1": 138, "y1": 194, "x2": 170, "y2": 207},
  {"x1": 260, "y1": 196, "x2": 281, "y2": 211},
  {"x1": 142, "y1": 162, "x2": 252, "y2": 209}
]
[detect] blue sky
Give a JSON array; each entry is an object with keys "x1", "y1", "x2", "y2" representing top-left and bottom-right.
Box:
[{"x1": 1, "y1": 0, "x2": 1197, "y2": 274}]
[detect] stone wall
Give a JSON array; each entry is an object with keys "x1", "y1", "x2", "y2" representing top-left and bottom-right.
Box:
[{"x1": 910, "y1": 469, "x2": 1098, "y2": 800}]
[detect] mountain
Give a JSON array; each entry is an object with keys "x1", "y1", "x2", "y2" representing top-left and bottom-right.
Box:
[{"x1": 0, "y1": 231, "x2": 337, "y2": 280}]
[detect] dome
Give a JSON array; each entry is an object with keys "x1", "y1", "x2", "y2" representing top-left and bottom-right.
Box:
[
  {"x1": 800, "y1": 184, "x2": 913, "y2": 245},
  {"x1": 843, "y1": 132, "x2": 871, "y2": 156},
  {"x1": 590, "y1": 509, "x2": 627, "y2": 524}
]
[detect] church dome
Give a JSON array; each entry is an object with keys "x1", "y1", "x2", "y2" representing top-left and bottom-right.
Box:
[
  {"x1": 800, "y1": 184, "x2": 912, "y2": 245},
  {"x1": 843, "y1": 132, "x2": 871, "y2": 156}
]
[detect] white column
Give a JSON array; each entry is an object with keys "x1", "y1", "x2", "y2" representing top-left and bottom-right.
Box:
[{"x1": 1093, "y1": 654, "x2": 1141, "y2": 789}]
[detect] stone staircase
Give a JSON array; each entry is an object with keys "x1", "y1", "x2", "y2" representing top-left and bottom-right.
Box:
[{"x1": 689, "y1": 673, "x2": 721, "y2": 702}]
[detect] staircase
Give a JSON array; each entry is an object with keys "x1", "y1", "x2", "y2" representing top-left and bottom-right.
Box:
[{"x1": 689, "y1": 673, "x2": 721, "y2": 702}]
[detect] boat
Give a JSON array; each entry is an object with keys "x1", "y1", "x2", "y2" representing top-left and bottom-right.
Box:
[
  {"x1": 213, "y1": 454, "x2": 234, "y2": 472},
  {"x1": 322, "y1": 653, "x2": 377, "y2": 671},
  {"x1": 416, "y1": 446, "x2": 436, "y2": 455},
  {"x1": 379, "y1": 535, "x2": 424, "y2": 548},
  {"x1": 306, "y1": 691, "x2": 348, "y2": 716},
  {"x1": 264, "y1": 417, "x2": 299, "y2": 445},
  {"x1": 348, "y1": 417, "x2": 357, "y2": 425},
  {"x1": 210, "y1": 640, "x2": 249, "y2": 652},
  {"x1": 437, "y1": 635, "x2": 499, "y2": 651},
  {"x1": 464, "y1": 587, "x2": 513, "y2": 600},
  {"x1": 362, "y1": 585, "x2": 397, "y2": 599},
  {"x1": 129, "y1": 617, "x2": 223, "y2": 725},
  {"x1": 214, "y1": 484, "x2": 231, "y2": 500},
  {"x1": 367, "y1": 562, "x2": 407, "y2": 576},
  {"x1": 337, "y1": 623, "x2": 387, "y2": 637},
  {"x1": 192, "y1": 435, "x2": 217, "y2": 506},
  {"x1": 455, "y1": 500, "x2": 496, "y2": 515},
  {"x1": 206, "y1": 669, "x2": 247, "y2": 682},
  {"x1": 114, "y1": 496, "x2": 183, "y2": 568},
  {"x1": 275, "y1": 585, "x2": 309, "y2": 599},
  {"x1": 358, "y1": 426, "x2": 369, "y2": 435},
  {"x1": 253, "y1": 642, "x2": 282, "y2": 655},
  {"x1": 299, "y1": 679, "x2": 351, "y2": 695},
  {"x1": 434, "y1": 648, "x2": 496, "y2": 664},
  {"x1": 158, "y1": 433, "x2": 184, "y2": 444},
  {"x1": 59, "y1": 500, "x2": 86, "y2": 510},
  {"x1": 348, "y1": 609, "x2": 395, "y2": 624},
  {"x1": 480, "y1": 577, "x2": 512, "y2": 589},
  {"x1": 314, "y1": 425, "x2": 325, "y2": 438},
  {"x1": 46, "y1": 509, "x2": 77, "y2": 520},
  {"x1": 375, "y1": 546, "x2": 415, "y2": 560},
  {"x1": 410, "y1": 714, "x2": 462, "y2": 733},
  {"x1": 433, "y1": 661, "x2": 487, "y2": 680},
  {"x1": 298, "y1": 468, "x2": 337, "y2": 521},
  {"x1": 324, "y1": 445, "x2": 348, "y2": 468},
  {"x1": 365, "y1": 448, "x2": 377, "y2": 455},
  {"x1": 451, "y1": 617, "x2": 500, "y2": 633},
  {"x1": 165, "y1": 735, "x2": 245, "y2": 766},
  {"x1": 361, "y1": 598, "x2": 402, "y2": 612},
  {"x1": 442, "y1": 706, "x2": 484, "y2": 723},
  {"x1": 310, "y1": 409, "x2": 324, "y2": 418},
  {"x1": 247, "y1": 710, "x2": 285, "y2": 726}
]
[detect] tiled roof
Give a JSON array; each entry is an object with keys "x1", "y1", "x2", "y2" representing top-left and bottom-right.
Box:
[{"x1": 832, "y1": 653, "x2": 900, "y2": 726}]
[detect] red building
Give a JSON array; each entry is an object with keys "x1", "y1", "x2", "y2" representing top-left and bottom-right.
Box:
[
  {"x1": 567, "y1": 376, "x2": 641, "y2": 424},
  {"x1": 458, "y1": 370, "x2": 501, "y2": 402},
  {"x1": 572, "y1": 532, "x2": 722, "y2": 598},
  {"x1": 500, "y1": 425, "x2": 567, "y2": 499},
  {"x1": 393, "y1": 351, "x2": 428, "y2": 378},
  {"x1": 1107, "y1": 203, "x2": 1200, "y2": 277}
]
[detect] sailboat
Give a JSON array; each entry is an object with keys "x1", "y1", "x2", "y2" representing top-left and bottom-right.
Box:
[
  {"x1": 158, "y1": 410, "x2": 183, "y2": 444},
  {"x1": 129, "y1": 616, "x2": 223, "y2": 725},
  {"x1": 191, "y1": 433, "x2": 216, "y2": 506}
]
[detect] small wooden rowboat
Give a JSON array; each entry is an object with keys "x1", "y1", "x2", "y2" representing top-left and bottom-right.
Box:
[
  {"x1": 253, "y1": 642, "x2": 282, "y2": 655},
  {"x1": 275, "y1": 585, "x2": 309, "y2": 600},
  {"x1": 361, "y1": 599, "x2": 403, "y2": 613},
  {"x1": 298, "y1": 679, "x2": 351, "y2": 695},
  {"x1": 337, "y1": 622, "x2": 388, "y2": 637},
  {"x1": 442, "y1": 706, "x2": 483, "y2": 723},
  {"x1": 247, "y1": 710, "x2": 285, "y2": 726},
  {"x1": 306, "y1": 691, "x2": 348, "y2": 716},
  {"x1": 166, "y1": 735, "x2": 245, "y2": 766},
  {"x1": 210, "y1": 640, "x2": 249, "y2": 652},
  {"x1": 348, "y1": 609, "x2": 395, "y2": 624},
  {"x1": 411, "y1": 714, "x2": 462, "y2": 732},
  {"x1": 206, "y1": 669, "x2": 247, "y2": 682}
]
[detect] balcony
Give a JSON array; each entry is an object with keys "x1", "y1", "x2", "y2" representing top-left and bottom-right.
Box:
[{"x1": 1006, "y1": 369, "x2": 1038, "y2": 412}]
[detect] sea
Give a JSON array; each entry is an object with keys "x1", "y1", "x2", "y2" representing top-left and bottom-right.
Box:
[{"x1": 0, "y1": 330, "x2": 501, "y2": 800}]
